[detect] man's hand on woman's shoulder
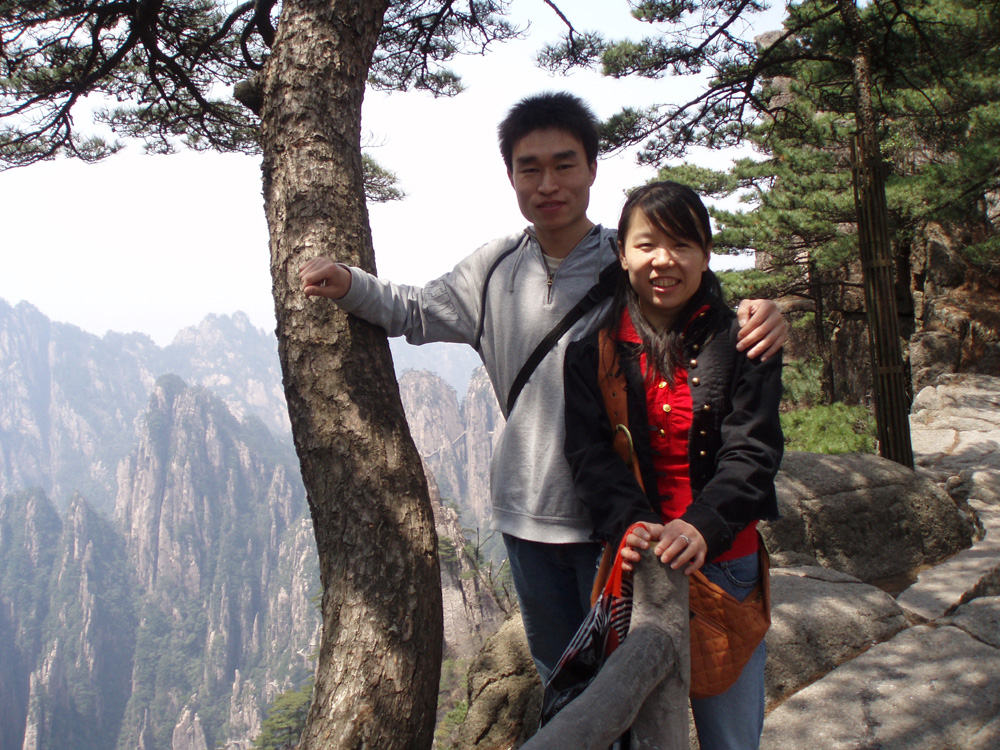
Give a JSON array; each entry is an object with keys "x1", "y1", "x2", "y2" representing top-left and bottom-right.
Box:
[{"x1": 736, "y1": 299, "x2": 786, "y2": 361}]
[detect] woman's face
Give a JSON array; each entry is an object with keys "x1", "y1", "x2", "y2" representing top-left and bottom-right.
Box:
[{"x1": 619, "y1": 208, "x2": 710, "y2": 330}]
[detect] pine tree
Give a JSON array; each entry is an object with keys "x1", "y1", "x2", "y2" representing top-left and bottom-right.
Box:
[
  {"x1": 658, "y1": 0, "x2": 1000, "y2": 403},
  {"x1": 0, "y1": 2, "x2": 521, "y2": 748},
  {"x1": 540, "y1": 0, "x2": 1000, "y2": 465}
]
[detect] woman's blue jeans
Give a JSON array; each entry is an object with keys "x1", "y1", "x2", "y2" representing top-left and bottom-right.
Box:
[{"x1": 690, "y1": 552, "x2": 767, "y2": 750}]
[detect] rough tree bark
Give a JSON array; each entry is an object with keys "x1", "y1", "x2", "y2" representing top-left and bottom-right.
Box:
[{"x1": 259, "y1": 1, "x2": 443, "y2": 748}]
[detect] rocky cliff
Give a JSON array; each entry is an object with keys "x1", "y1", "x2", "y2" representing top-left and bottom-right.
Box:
[
  {"x1": 0, "y1": 300, "x2": 506, "y2": 750},
  {"x1": 908, "y1": 224, "x2": 1000, "y2": 391},
  {"x1": 0, "y1": 376, "x2": 319, "y2": 750},
  {"x1": 777, "y1": 211, "x2": 1000, "y2": 404},
  {"x1": 0, "y1": 301, "x2": 158, "y2": 512},
  {"x1": 396, "y1": 367, "x2": 505, "y2": 535},
  {"x1": 0, "y1": 301, "x2": 294, "y2": 514},
  {"x1": 397, "y1": 370, "x2": 506, "y2": 657}
]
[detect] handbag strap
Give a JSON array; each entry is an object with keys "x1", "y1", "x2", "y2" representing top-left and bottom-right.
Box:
[
  {"x1": 597, "y1": 329, "x2": 645, "y2": 492},
  {"x1": 590, "y1": 330, "x2": 647, "y2": 606},
  {"x1": 506, "y1": 259, "x2": 620, "y2": 415}
]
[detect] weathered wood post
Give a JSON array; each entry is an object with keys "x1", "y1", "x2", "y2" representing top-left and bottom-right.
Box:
[{"x1": 522, "y1": 548, "x2": 690, "y2": 750}]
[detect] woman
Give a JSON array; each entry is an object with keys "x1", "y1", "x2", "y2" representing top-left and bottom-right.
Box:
[{"x1": 562, "y1": 181, "x2": 784, "y2": 749}]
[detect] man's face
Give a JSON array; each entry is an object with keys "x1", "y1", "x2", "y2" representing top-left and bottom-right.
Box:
[{"x1": 508, "y1": 128, "x2": 597, "y2": 243}]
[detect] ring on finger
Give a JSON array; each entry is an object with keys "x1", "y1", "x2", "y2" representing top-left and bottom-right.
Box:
[{"x1": 678, "y1": 534, "x2": 691, "y2": 545}]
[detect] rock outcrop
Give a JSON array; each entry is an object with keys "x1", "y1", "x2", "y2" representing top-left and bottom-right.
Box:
[
  {"x1": 397, "y1": 366, "x2": 505, "y2": 533},
  {"x1": 161, "y1": 312, "x2": 290, "y2": 436},
  {"x1": 461, "y1": 368, "x2": 505, "y2": 528},
  {"x1": 397, "y1": 369, "x2": 509, "y2": 660},
  {"x1": 909, "y1": 226, "x2": 1000, "y2": 392},
  {"x1": 429, "y1": 472, "x2": 505, "y2": 661},
  {"x1": 459, "y1": 616, "x2": 541, "y2": 750},
  {"x1": 399, "y1": 370, "x2": 467, "y2": 511},
  {"x1": 764, "y1": 451, "x2": 974, "y2": 587}
]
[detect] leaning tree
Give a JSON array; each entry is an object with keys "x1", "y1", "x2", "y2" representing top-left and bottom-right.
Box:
[{"x1": 0, "y1": 1, "x2": 518, "y2": 747}]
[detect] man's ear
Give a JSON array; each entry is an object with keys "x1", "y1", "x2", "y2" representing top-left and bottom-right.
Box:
[
  {"x1": 588, "y1": 160, "x2": 598, "y2": 185},
  {"x1": 507, "y1": 169, "x2": 515, "y2": 187}
]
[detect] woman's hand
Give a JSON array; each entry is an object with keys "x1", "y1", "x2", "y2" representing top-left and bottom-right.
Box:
[
  {"x1": 620, "y1": 520, "x2": 707, "y2": 574},
  {"x1": 620, "y1": 523, "x2": 663, "y2": 573},
  {"x1": 654, "y1": 520, "x2": 707, "y2": 575}
]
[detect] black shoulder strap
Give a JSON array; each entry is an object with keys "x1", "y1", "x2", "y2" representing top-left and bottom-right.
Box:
[
  {"x1": 473, "y1": 234, "x2": 528, "y2": 352},
  {"x1": 506, "y1": 259, "x2": 620, "y2": 414}
]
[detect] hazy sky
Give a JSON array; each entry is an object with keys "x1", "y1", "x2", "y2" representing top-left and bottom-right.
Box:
[{"x1": 0, "y1": 2, "x2": 782, "y2": 346}]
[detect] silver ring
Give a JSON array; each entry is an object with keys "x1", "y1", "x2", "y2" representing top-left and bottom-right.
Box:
[
  {"x1": 320, "y1": 279, "x2": 327, "y2": 287},
  {"x1": 678, "y1": 534, "x2": 691, "y2": 545}
]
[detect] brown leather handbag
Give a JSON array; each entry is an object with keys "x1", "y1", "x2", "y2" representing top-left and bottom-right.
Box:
[{"x1": 594, "y1": 329, "x2": 771, "y2": 699}]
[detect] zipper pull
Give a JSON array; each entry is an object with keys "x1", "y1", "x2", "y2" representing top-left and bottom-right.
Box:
[{"x1": 547, "y1": 273, "x2": 554, "y2": 288}]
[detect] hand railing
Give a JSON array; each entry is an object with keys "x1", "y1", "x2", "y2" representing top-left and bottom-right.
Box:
[{"x1": 522, "y1": 547, "x2": 691, "y2": 750}]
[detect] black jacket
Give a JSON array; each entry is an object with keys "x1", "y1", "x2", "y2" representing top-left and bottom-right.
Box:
[{"x1": 563, "y1": 309, "x2": 783, "y2": 561}]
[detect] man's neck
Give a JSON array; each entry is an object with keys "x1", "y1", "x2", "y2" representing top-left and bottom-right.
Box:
[{"x1": 535, "y1": 219, "x2": 596, "y2": 260}]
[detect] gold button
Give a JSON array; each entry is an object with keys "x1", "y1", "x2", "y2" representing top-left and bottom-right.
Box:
[
  {"x1": 662, "y1": 404, "x2": 671, "y2": 413},
  {"x1": 692, "y1": 377, "x2": 700, "y2": 386},
  {"x1": 693, "y1": 344, "x2": 700, "y2": 351},
  {"x1": 702, "y1": 404, "x2": 711, "y2": 412},
  {"x1": 659, "y1": 429, "x2": 666, "y2": 437},
  {"x1": 658, "y1": 381, "x2": 667, "y2": 389},
  {"x1": 700, "y1": 430, "x2": 707, "y2": 436},
  {"x1": 699, "y1": 450, "x2": 707, "y2": 457},
  {"x1": 689, "y1": 359, "x2": 698, "y2": 368}
]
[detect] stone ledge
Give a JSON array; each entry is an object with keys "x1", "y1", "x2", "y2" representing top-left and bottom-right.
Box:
[
  {"x1": 896, "y1": 501, "x2": 1000, "y2": 621},
  {"x1": 761, "y1": 615, "x2": 1000, "y2": 750}
]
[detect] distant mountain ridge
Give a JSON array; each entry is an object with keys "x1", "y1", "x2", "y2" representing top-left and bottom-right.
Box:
[
  {"x1": 0, "y1": 299, "x2": 480, "y2": 504},
  {"x1": 0, "y1": 298, "x2": 502, "y2": 750}
]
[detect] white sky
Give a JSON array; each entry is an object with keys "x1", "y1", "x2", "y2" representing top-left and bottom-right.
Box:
[{"x1": 0, "y1": 1, "x2": 784, "y2": 346}]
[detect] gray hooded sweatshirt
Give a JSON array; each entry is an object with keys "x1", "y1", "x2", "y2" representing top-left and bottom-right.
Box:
[{"x1": 336, "y1": 224, "x2": 618, "y2": 543}]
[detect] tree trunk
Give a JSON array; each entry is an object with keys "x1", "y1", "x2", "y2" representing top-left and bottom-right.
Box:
[
  {"x1": 259, "y1": 2, "x2": 443, "y2": 748},
  {"x1": 840, "y1": 0, "x2": 915, "y2": 468}
]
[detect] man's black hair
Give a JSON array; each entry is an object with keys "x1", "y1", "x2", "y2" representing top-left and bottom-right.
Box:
[{"x1": 497, "y1": 92, "x2": 600, "y2": 171}]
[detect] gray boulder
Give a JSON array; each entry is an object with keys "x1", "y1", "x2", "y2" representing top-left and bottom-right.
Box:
[
  {"x1": 763, "y1": 451, "x2": 974, "y2": 585},
  {"x1": 910, "y1": 374, "x2": 1000, "y2": 495},
  {"x1": 764, "y1": 566, "x2": 908, "y2": 707},
  {"x1": 459, "y1": 615, "x2": 541, "y2": 749}
]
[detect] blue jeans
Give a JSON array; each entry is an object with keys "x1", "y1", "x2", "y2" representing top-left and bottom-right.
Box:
[
  {"x1": 690, "y1": 552, "x2": 767, "y2": 750},
  {"x1": 503, "y1": 533, "x2": 602, "y2": 682}
]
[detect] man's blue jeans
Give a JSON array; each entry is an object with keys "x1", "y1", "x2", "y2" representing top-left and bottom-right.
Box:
[
  {"x1": 503, "y1": 533, "x2": 603, "y2": 682},
  {"x1": 690, "y1": 552, "x2": 767, "y2": 750}
]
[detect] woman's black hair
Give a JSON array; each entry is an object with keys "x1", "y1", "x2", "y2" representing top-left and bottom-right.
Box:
[{"x1": 611, "y1": 181, "x2": 729, "y2": 381}]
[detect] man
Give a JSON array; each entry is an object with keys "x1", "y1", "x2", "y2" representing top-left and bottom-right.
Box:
[{"x1": 299, "y1": 92, "x2": 786, "y2": 680}]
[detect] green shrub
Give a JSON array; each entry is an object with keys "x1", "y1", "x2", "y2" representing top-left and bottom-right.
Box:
[
  {"x1": 781, "y1": 403, "x2": 877, "y2": 454},
  {"x1": 434, "y1": 700, "x2": 468, "y2": 749}
]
